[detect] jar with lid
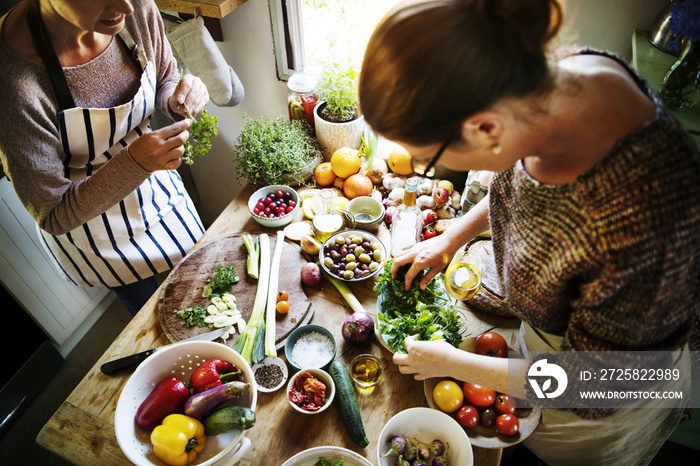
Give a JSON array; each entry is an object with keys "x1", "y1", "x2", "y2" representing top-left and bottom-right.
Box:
[{"x1": 287, "y1": 72, "x2": 319, "y2": 131}]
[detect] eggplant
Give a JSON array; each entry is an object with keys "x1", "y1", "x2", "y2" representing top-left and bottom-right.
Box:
[
  {"x1": 416, "y1": 440, "x2": 431, "y2": 460},
  {"x1": 415, "y1": 438, "x2": 445, "y2": 457},
  {"x1": 431, "y1": 441, "x2": 450, "y2": 466},
  {"x1": 184, "y1": 380, "x2": 250, "y2": 418},
  {"x1": 402, "y1": 440, "x2": 417, "y2": 461},
  {"x1": 380, "y1": 435, "x2": 408, "y2": 458}
]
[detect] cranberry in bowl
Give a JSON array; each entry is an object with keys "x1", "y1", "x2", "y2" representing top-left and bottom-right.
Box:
[{"x1": 248, "y1": 185, "x2": 300, "y2": 228}]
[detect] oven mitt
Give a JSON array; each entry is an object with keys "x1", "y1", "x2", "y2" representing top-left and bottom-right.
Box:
[{"x1": 166, "y1": 16, "x2": 244, "y2": 107}]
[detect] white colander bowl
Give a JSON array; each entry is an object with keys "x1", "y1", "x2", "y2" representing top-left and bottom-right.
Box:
[{"x1": 115, "y1": 341, "x2": 257, "y2": 466}]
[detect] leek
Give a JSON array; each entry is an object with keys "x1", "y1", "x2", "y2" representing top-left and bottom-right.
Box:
[
  {"x1": 321, "y1": 268, "x2": 367, "y2": 314},
  {"x1": 265, "y1": 230, "x2": 286, "y2": 358},
  {"x1": 242, "y1": 233, "x2": 260, "y2": 279},
  {"x1": 236, "y1": 234, "x2": 270, "y2": 364}
]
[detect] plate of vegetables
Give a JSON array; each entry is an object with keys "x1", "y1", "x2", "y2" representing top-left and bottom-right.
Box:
[
  {"x1": 423, "y1": 332, "x2": 542, "y2": 449},
  {"x1": 374, "y1": 259, "x2": 468, "y2": 354},
  {"x1": 280, "y1": 446, "x2": 373, "y2": 466}
]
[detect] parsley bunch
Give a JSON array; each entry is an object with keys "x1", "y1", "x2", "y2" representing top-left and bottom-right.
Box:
[
  {"x1": 182, "y1": 109, "x2": 218, "y2": 165},
  {"x1": 203, "y1": 264, "x2": 239, "y2": 298},
  {"x1": 373, "y1": 259, "x2": 448, "y2": 314},
  {"x1": 174, "y1": 306, "x2": 207, "y2": 328}
]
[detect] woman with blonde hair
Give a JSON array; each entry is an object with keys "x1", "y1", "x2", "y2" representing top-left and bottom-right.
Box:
[{"x1": 360, "y1": 1, "x2": 699, "y2": 464}]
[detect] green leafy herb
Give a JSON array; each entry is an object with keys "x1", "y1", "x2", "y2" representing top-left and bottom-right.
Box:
[
  {"x1": 233, "y1": 114, "x2": 320, "y2": 186},
  {"x1": 203, "y1": 264, "x2": 239, "y2": 297},
  {"x1": 317, "y1": 62, "x2": 358, "y2": 122},
  {"x1": 174, "y1": 306, "x2": 208, "y2": 328},
  {"x1": 378, "y1": 302, "x2": 463, "y2": 353},
  {"x1": 375, "y1": 258, "x2": 462, "y2": 353},
  {"x1": 182, "y1": 109, "x2": 218, "y2": 165}
]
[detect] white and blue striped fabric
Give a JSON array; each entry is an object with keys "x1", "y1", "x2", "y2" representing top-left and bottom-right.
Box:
[{"x1": 39, "y1": 61, "x2": 204, "y2": 288}]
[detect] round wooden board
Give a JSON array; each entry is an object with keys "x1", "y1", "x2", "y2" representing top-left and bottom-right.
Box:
[{"x1": 158, "y1": 232, "x2": 314, "y2": 349}]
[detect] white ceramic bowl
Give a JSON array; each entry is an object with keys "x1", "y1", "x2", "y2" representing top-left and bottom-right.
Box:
[
  {"x1": 346, "y1": 196, "x2": 385, "y2": 232},
  {"x1": 286, "y1": 368, "x2": 336, "y2": 415},
  {"x1": 281, "y1": 446, "x2": 373, "y2": 466},
  {"x1": 115, "y1": 341, "x2": 257, "y2": 466},
  {"x1": 319, "y1": 229, "x2": 386, "y2": 282},
  {"x1": 251, "y1": 356, "x2": 288, "y2": 393},
  {"x1": 377, "y1": 407, "x2": 473, "y2": 466},
  {"x1": 248, "y1": 185, "x2": 300, "y2": 228},
  {"x1": 284, "y1": 324, "x2": 336, "y2": 372}
]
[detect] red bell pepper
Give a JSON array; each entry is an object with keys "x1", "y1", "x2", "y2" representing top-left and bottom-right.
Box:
[
  {"x1": 189, "y1": 359, "x2": 241, "y2": 394},
  {"x1": 135, "y1": 375, "x2": 191, "y2": 431}
]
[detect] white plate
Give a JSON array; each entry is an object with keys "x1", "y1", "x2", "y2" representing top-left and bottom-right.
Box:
[{"x1": 281, "y1": 446, "x2": 373, "y2": 466}]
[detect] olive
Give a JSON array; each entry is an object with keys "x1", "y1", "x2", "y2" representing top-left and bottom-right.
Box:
[
  {"x1": 368, "y1": 262, "x2": 380, "y2": 272},
  {"x1": 323, "y1": 257, "x2": 334, "y2": 267},
  {"x1": 343, "y1": 270, "x2": 354, "y2": 280},
  {"x1": 345, "y1": 262, "x2": 357, "y2": 271},
  {"x1": 359, "y1": 253, "x2": 372, "y2": 263}
]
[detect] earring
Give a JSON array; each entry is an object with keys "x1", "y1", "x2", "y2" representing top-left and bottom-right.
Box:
[{"x1": 492, "y1": 143, "x2": 502, "y2": 155}]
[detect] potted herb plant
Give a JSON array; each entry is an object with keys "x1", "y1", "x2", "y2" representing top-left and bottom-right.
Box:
[
  {"x1": 233, "y1": 114, "x2": 322, "y2": 186},
  {"x1": 313, "y1": 63, "x2": 366, "y2": 160}
]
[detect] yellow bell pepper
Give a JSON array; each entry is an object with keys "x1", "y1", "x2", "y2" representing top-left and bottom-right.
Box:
[{"x1": 150, "y1": 414, "x2": 206, "y2": 466}]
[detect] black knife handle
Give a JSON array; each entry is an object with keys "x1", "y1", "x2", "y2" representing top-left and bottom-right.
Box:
[{"x1": 100, "y1": 349, "x2": 156, "y2": 375}]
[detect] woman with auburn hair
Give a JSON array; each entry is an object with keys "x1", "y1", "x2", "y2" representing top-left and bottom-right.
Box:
[{"x1": 360, "y1": 1, "x2": 699, "y2": 464}]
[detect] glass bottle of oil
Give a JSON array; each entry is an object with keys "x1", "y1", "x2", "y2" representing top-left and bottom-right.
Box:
[
  {"x1": 390, "y1": 177, "x2": 422, "y2": 257},
  {"x1": 312, "y1": 189, "x2": 344, "y2": 242},
  {"x1": 444, "y1": 250, "x2": 482, "y2": 300}
]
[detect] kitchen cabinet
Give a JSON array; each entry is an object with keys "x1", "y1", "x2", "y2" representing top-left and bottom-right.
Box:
[{"x1": 0, "y1": 176, "x2": 113, "y2": 353}]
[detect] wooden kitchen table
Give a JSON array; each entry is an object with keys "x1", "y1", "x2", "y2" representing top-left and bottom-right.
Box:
[{"x1": 37, "y1": 184, "x2": 520, "y2": 465}]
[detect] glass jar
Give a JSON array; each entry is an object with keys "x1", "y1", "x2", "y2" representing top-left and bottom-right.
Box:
[{"x1": 287, "y1": 72, "x2": 319, "y2": 131}]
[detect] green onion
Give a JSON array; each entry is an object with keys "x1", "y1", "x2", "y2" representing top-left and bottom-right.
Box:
[
  {"x1": 242, "y1": 234, "x2": 260, "y2": 279},
  {"x1": 265, "y1": 231, "x2": 286, "y2": 358},
  {"x1": 236, "y1": 234, "x2": 270, "y2": 364}
]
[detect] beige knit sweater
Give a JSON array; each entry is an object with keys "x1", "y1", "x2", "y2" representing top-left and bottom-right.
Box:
[{"x1": 0, "y1": 0, "x2": 180, "y2": 235}]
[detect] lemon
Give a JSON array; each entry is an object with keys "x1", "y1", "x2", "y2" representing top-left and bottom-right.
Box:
[
  {"x1": 332, "y1": 196, "x2": 349, "y2": 210},
  {"x1": 301, "y1": 197, "x2": 316, "y2": 219}
]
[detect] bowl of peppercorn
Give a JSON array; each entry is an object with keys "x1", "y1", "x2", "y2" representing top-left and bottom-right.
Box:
[{"x1": 251, "y1": 356, "x2": 288, "y2": 393}]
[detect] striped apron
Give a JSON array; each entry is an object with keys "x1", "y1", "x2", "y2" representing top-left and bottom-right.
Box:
[{"x1": 28, "y1": 5, "x2": 204, "y2": 288}]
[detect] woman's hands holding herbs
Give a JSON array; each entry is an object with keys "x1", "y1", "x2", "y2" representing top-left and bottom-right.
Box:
[{"x1": 169, "y1": 72, "x2": 209, "y2": 118}]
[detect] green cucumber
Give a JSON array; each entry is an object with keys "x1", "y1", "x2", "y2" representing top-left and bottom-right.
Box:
[
  {"x1": 329, "y1": 360, "x2": 369, "y2": 448},
  {"x1": 201, "y1": 406, "x2": 256, "y2": 435}
]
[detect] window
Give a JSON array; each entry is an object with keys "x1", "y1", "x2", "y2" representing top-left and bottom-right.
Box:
[{"x1": 270, "y1": 0, "x2": 403, "y2": 79}]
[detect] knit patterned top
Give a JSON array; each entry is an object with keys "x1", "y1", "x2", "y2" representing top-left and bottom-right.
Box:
[{"x1": 489, "y1": 50, "x2": 699, "y2": 360}]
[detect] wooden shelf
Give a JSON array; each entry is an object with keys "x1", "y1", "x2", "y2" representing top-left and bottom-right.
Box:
[{"x1": 155, "y1": 0, "x2": 249, "y2": 19}]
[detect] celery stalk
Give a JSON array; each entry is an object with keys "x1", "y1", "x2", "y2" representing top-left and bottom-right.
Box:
[
  {"x1": 237, "y1": 234, "x2": 270, "y2": 364},
  {"x1": 265, "y1": 231, "x2": 286, "y2": 358},
  {"x1": 242, "y1": 233, "x2": 260, "y2": 279},
  {"x1": 321, "y1": 268, "x2": 367, "y2": 314}
]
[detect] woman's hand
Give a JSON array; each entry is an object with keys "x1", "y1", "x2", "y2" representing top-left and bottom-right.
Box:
[
  {"x1": 393, "y1": 336, "x2": 461, "y2": 381},
  {"x1": 168, "y1": 73, "x2": 209, "y2": 117},
  {"x1": 128, "y1": 119, "x2": 191, "y2": 171},
  {"x1": 391, "y1": 235, "x2": 457, "y2": 290}
]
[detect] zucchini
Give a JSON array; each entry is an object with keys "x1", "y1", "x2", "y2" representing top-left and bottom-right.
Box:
[
  {"x1": 329, "y1": 360, "x2": 369, "y2": 448},
  {"x1": 201, "y1": 406, "x2": 256, "y2": 435}
]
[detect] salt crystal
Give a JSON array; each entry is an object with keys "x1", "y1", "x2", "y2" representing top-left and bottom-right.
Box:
[{"x1": 291, "y1": 331, "x2": 334, "y2": 368}]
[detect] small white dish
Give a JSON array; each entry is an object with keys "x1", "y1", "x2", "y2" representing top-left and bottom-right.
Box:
[
  {"x1": 287, "y1": 368, "x2": 335, "y2": 415},
  {"x1": 251, "y1": 356, "x2": 289, "y2": 393}
]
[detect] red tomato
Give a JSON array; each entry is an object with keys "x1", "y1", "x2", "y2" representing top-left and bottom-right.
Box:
[
  {"x1": 423, "y1": 209, "x2": 438, "y2": 226},
  {"x1": 475, "y1": 331, "x2": 508, "y2": 358},
  {"x1": 455, "y1": 405, "x2": 479, "y2": 429},
  {"x1": 462, "y1": 382, "x2": 496, "y2": 408},
  {"x1": 496, "y1": 413, "x2": 520, "y2": 436},
  {"x1": 423, "y1": 226, "x2": 437, "y2": 240},
  {"x1": 494, "y1": 394, "x2": 516, "y2": 415}
]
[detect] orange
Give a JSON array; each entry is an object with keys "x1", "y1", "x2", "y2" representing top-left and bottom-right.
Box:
[
  {"x1": 330, "y1": 147, "x2": 361, "y2": 178},
  {"x1": 314, "y1": 162, "x2": 336, "y2": 186},
  {"x1": 388, "y1": 145, "x2": 413, "y2": 175}
]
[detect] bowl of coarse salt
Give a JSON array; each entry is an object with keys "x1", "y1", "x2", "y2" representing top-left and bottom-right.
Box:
[{"x1": 285, "y1": 324, "x2": 336, "y2": 372}]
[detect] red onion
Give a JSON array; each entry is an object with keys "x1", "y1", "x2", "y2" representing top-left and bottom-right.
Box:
[{"x1": 341, "y1": 312, "x2": 375, "y2": 346}]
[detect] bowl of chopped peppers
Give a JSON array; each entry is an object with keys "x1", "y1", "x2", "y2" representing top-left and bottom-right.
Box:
[
  {"x1": 287, "y1": 368, "x2": 335, "y2": 414},
  {"x1": 115, "y1": 341, "x2": 257, "y2": 466}
]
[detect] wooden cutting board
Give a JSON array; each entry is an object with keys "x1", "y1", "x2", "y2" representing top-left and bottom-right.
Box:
[{"x1": 158, "y1": 232, "x2": 314, "y2": 349}]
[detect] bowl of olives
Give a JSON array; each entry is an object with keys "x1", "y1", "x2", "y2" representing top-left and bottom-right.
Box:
[{"x1": 319, "y1": 230, "x2": 386, "y2": 281}]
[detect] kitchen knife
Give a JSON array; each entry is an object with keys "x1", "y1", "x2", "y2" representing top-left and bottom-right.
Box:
[{"x1": 100, "y1": 328, "x2": 227, "y2": 375}]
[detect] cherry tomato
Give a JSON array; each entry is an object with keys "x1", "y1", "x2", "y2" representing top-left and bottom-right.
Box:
[
  {"x1": 455, "y1": 405, "x2": 479, "y2": 429},
  {"x1": 432, "y1": 380, "x2": 464, "y2": 413},
  {"x1": 277, "y1": 290, "x2": 289, "y2": 301},
  {"x1": 423, "y1": 226, "x2": 437, "y2": 240},
  {"x1": 423, "y1": 209, "x2": 438, "y2": 226},
  {"x1": 494, "y1": 394, "x2": 516, "y2": 415},
  {"x1": 475, "y1": 331, "x2": 508, "y2": 358},
  {"x1": 496, "y1": 413, "x2": 520, "y2": 436},
  {"x1": 462, "y1": 382, "x2": 496, "y2": 408},
  {"x1": 479, "y1": 407, "x2": 497, "y2": 427},
  {"x1": 276, "y1": 300, "x2": 290, "y2": 314}
]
